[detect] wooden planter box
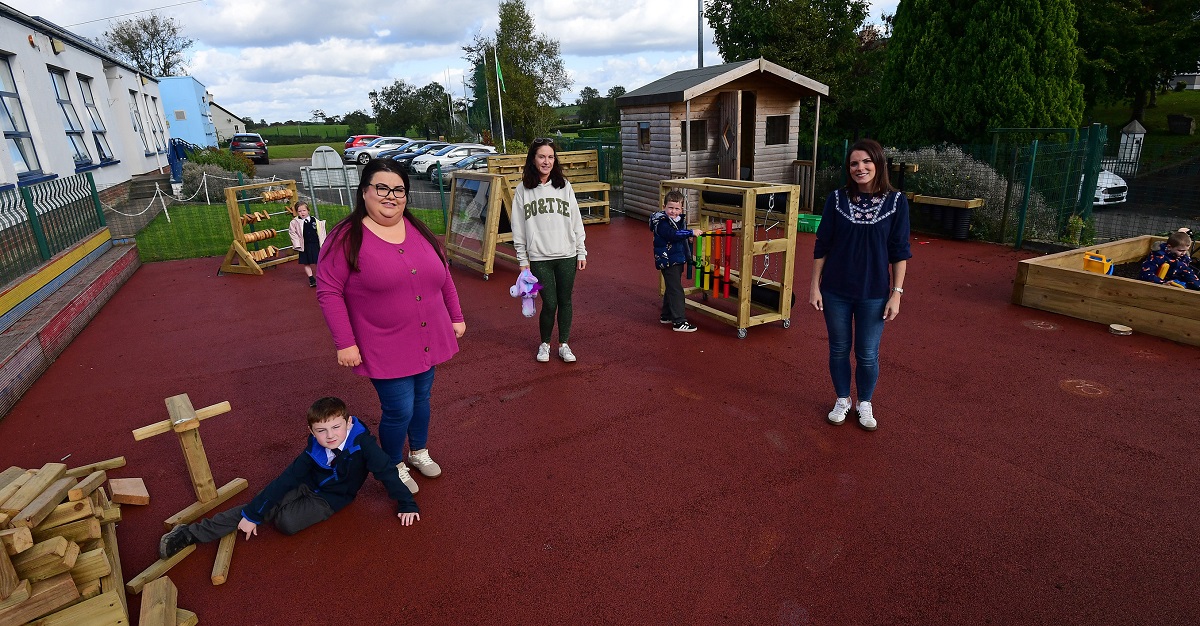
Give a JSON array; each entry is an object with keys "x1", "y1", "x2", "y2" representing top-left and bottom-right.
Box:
[
  {"x1": 906, "y1": 194, "x2": 984, "y2": 240},
  {"x1": 1012, "y1": 235, "x2": 1200, "y2": 346}
]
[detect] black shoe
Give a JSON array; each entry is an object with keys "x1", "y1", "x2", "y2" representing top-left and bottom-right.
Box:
[
  {"x1": 308, "y1": 276, "x2": 317, "y2": 288},
  {"x1": 159, "y1": 525, "x2": 194, "y2": 560},
  {"x1": 673, "y1": 321, "x2": 698, "y2": 332},
  {"x1": 659, "y1": 317, "x2": 673, "y2": 324}
]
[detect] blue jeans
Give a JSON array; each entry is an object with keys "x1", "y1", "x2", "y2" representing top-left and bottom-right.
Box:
[
  {"x1": 821, "y1": 291, "x2": 887, "y2": 402},
  {"x1": 370, "y1": 367, "x2": 436, "y2": 465}
]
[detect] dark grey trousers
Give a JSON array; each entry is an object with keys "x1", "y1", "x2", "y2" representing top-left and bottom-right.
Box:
[
  {"x1": 186, "y1": 483, "x2": 334, "y2": 543},
  {"x1": 660, "y1": 264, "x2": 687, "y2": 324}
]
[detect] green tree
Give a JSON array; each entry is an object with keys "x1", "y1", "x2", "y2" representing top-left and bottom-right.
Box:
[
  {"x1": 370, "y1": 80, "x2": 421, "y2": 136},
  {"x1": 102, "y1": 12, "x2": 193, "y2": 77},
  {"x1": 705, "y1": 0, "x2": 869, "y2": 133},
  {"x1": 415, "y1": 83, "x2": 452, "y2": 139},
  {"x1": 881, "y1": 0, "x2": 1085, "y2": 143},
  {"x1": 343, "y1": 110, "x2": 371, "y2": 136},
  {"x1": 463, "y1": 0, "x2": 572, "y2": 142},
  {"x1": 576, "y1": 86, "x2": 604, "y2": 126},
  {"x1": 1075, "y1": 0, "x2": 1200, "y2": 120},
  {"x1": 603, "y1": 86, "x2": 626, "y2": 125}
]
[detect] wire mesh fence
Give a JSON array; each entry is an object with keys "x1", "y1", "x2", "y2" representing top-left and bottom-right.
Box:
[{"x1": 0, "y1": 173, "x2": 106, "y2": 285}]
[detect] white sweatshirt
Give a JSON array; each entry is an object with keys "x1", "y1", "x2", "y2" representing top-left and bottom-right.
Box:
[{"x1": 510, "y1": 179, "x2": 587, "y2": 265}]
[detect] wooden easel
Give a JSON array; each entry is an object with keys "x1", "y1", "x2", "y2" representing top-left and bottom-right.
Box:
[
  {"x1": 127, "y1": 394, "x2": 248, "y2": 592},
  {"x1": 219, "y1": 179, "x2": 301, "y2": 276},
  {"x1": 443, "y1": 172, "x2": 516, "y2": 279}
]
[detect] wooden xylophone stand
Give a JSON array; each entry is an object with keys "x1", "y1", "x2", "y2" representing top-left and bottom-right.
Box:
[{"x1": 127, "y1": 394, "x2": 248, "y2": 592}]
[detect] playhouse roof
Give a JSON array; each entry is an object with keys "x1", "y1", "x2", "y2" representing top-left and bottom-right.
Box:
[{"x1": 616, "y1": 58, "x2": 828, "y2": 108}]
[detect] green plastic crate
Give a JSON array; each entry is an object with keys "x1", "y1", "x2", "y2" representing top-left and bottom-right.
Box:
[{"x1": 797, "y1": 213, "x2": 821, "y2": 233}]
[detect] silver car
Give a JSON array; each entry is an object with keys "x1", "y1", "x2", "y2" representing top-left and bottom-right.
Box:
[
  {"x1": 410, "y1": 143, "x2": 497, "y2": 178},
  {"x1": 343, "y1": 136, "x2": 413, "y2": 165}
]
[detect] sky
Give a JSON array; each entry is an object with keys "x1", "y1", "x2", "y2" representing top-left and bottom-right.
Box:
[{"x1": 9, "y1": 0, "x2": 900, "y2": 123}]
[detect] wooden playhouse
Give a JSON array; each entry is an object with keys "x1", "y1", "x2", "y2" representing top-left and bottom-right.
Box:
[{"x1": 615, "y1": 57, "x2": 828, "y2": 218}]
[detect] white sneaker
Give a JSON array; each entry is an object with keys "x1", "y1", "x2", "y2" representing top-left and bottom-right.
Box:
[
  {"x1": 406, "y1": 448, "x2": 442, "y2": 478},
  {"x1": 396, "y1": 462, "x2": 419, "y2": 494},
  {"x1": 558, "y1": 343, "x2": 576, "y2": 362},
  {"x1": 536, "y1": 342, "x2": 551, "y2": 362},
  {"x1": 857, "y1": 401, "x2": 877, "y2": 431},
  {"x1": 827, "y1": 397, "x2": 851, "y2": 425}
]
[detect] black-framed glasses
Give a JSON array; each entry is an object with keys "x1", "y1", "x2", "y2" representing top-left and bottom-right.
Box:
[{"x1": 372, "y1": 184, "x2": 407, "y2": 199}]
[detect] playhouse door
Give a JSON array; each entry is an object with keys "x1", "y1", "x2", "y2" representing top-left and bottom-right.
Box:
[{"x1": 717, "y1": 91, "x2": 740, "y2": 180}]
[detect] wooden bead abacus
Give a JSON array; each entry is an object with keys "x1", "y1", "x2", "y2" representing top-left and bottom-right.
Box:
[{"x1": 218, "y1": 180, "x2": 301, "y2": 276}]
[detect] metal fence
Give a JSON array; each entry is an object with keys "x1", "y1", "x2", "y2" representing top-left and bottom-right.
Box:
[{"x1": 0, "y1": 173, "x2": 106, "y2": 285}]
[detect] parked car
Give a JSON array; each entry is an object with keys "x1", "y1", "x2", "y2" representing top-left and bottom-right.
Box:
[
  {"x1": 410, "y1": 143, "x2": 498, "y2": 178},
  {"x1": 377, "y1": 140, "x2": 440, "y2": 160},
  {"x1": 344, "y1": 135, "x2": 380, "y2": 149},
  {"x1": 229, "y1": 133, "x2": 269, "y2": 165},
  {"x1": 391, "y1": 142, "x2": 450, "y2": 170},
  {"x1": 344, "y1": 136, "x2": 413, "y2": 165},
  {"x1": 1092, "y1": 169, "x2": 1128, "y2": 206},
  {"x1": 437, "y1": 153, "x2": 492, "y2": 186}
]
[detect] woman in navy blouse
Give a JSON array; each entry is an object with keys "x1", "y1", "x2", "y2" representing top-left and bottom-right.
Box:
[{"x1": 809, "y1": 138, "x2": 911, "y2": 431}]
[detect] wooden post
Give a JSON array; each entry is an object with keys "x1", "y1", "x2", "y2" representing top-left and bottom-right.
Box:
[
  {"x1": 164, "y1": 395, "x2": 218, "y2": 502},
  {"x1": 139, "y1": 576, "x2": 179, "y2": 626},
  {"x1": 126, "y1": 545, "x2": 194, "y2": 595},
  {"x1": 211, "y1": 532, "x2": 236, "y2": 585}
]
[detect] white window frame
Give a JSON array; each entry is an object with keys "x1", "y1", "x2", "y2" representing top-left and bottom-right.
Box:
[
  {"x1": 77, "y1": 76, "x2": 114, "y2": 162},
  {"x1": 145, "y1": 94, "x2": 165, "y2": 153},
  {"x1": 50, "y1": 69, "x2": 92, "y2": 167},
  {"x1": 129, "y1": 90, "x2": 150, "y2": 153},
  {"x1": 1, "y1": 55, "x2": 42, "y2": 177}
]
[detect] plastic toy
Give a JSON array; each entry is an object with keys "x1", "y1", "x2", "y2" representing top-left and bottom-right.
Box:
[
  {"x1": 509, "y1": 268, "x2": 542, "y2": 317},
  {"x1": 1082, "y1": 251, "x2": 1113, "y2": 275}
]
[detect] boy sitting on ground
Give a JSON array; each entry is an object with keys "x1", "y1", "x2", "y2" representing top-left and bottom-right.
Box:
[
  {"x1": 159, "y1": 396, "x2": 418, "y2": 558},
  {"x1": 1140, "y1": 230, "x2": 1200, "y2": 290}
]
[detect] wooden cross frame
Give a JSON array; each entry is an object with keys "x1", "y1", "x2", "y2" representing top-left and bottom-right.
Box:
[{"x1": 126, "y1": 394, "x2": 248, "y2": 593}]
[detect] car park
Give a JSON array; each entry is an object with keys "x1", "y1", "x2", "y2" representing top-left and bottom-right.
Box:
[
  {"x1": 437, "y1": 153, "x2": 492, "y2": 186},
  {"x1": 377, "y1": 139, "x2": 440, "y2": 161},
  {"x1": 229, "y1": 133, "x2": 269, "y2": 165},
  {"x1": 344, "y1": 135, "x2": 380, "y2": 149},
  {"x1": 391, "y1": 142, "x2": 450, "y2": 170},
  {"x1": 410, "y1": 143, "x2": 498, "y2": 178},
  {"x1": 343, "y1": 136, "x2": 413, "y2": 165}
]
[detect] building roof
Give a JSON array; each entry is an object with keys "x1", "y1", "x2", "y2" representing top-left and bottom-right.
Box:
[
  {"x1": 209, "y1": 101, "x2": 244, "y2": 122},
  {"x1": 617, "y1": 58, "x2": 828, "y2": 108},
  {"x1": 0, "y1": 2, "x2": 154, "y2": 81}
]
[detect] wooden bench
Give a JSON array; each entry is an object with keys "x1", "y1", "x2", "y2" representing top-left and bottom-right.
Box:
[{"x1": 486, "y1": 150, "x2": 611, "y2": 225}]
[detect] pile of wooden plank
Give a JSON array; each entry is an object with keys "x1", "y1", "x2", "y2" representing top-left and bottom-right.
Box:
[{"x1": 0, "y1": 458, "x2": 198, "y2": 625}]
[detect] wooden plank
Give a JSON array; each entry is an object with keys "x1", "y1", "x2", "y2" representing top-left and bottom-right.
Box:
[
  {"x1": 66, "y1": 472, "x2": 106, "y2": 502},
  {"x1": 13, "y1": 540, "x2": 79, "y2": 583},
  {"x1": 176, "y1": 608, "x2": 198, "y2": 626},
  {"x1": 98, "y1": 513, "x2": 126, "y2": 617},
  {"x1": 1018, "y1": 284, "x2": 1200, "y2": 346},
  {"x1": 74, "y1": 580, "x2": 101, "y2": 602},
  {"x1": 0, "y1": 549, "x2": 18, "y2": 601},
  {"x1": 63, "y1": 458, "x2": 126, "y2": 479},
  {"x1": 12, "y1": 538, "x2": 72, "y2": 572},
  {"x1": 0, "y1": 580, "x2": 30, "y2": 611},
  {"x1": 32, "y1": 518, "x2": 101, "y2": 545},
  {"x1": 133, "y1": 401, "x2": 230, "y2": 442},
  {"x1": 107, "y1": 479, "x2": 149, "y2": 506},
  {"x1": 25, "y1": 589, "x2": 127, "y2": 626},
  {"x1": 163, "y1": 478, "x2": 248, "y2": 529},
  {"x1": 0, "y1": 463, "x2": 67, "y2": 517},
  {"x1": 0, "y1": 472, "x2": 32, "y2": 510},
  {"x1": 14, "y1": 478, "x2": 78, "y2": 528},
  {"x1": 0, "y1": 468, "x2": 23, "y2": 492},
  {"x1": 97, "y1": 506, "x2": 121, "y2": 526},
  {"x1": 138, "y1": 576, "x2": 178, "y2": 626},
  {"x1": 125, "y1": 545, "x2": 195, "y2": 595},
  {"x1": 33, "y1": 500, "x2": 94, "y2": 531},
  {"x1": 210, "y1": 532, "x2": 235, "y2": 585},
  {"x1": 0, "y1": 528, "x2": 33, "y2": 556},
  {"x1": 0, "y1": 573, "x2": 79, "y2": 626},
  {"x1": 69, "y1": 548, "x2": 110, "y2": 588},
  {"x1": 1021, "y1": 263, "x2": 1200, "y2": 318}
]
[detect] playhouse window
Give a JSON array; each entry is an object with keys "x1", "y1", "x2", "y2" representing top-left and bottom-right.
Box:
[
  {"x1": 680, "y1": 120, "x2": 707, "y2": 152},
  {"x1": 765, "y1": 115, "x2": 790, "y2": 145},
  {"x1": 638, "y1": 122, "x2": 650, "y2": 151}
]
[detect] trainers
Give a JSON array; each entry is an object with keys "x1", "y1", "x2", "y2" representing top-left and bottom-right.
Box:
[
  {"x1": 857, "y1": 401, "x2": 877, "y2": 431},
  {"x1": 159, "y1": 525, "x2": 194, "y2": 560},
  {"x1": 308, "y1": 275, "x2": 316, "y2": 288},
  {"x1": 659, "y1": 317, "x2": 673, "y2": 324},
  {"x1": 406, "y1": 448, "x2": 442, "y2": 478},
  {"x1": 673, "y1": 321, "x2": 698, "y2": 332},
  {"x1": 536, "y1": 342, "x2": 551, "y2": 362},
  {"x1": 558, "y1": 343, "x2": 577, "y2": 362},
  {"x1": 827, "y1": 397, "x2": 852, "y2": 425},
  {"x1": 396, "y1": 462, "x2": 419, "y2": 494}
]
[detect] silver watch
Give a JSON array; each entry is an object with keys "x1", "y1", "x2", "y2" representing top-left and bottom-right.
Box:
[{"x1": 891, "y1": 287, "x2": 904, "y2": 294}]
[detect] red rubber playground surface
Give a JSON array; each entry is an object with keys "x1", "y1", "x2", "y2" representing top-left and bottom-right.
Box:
[{"x1": 3, "y1": 216, "x2": 1198, "y2": 624}]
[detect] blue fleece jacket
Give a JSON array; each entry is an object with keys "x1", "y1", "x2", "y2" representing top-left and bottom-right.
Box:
[
  {"x1": 650, "y1": 211, "x2": 695, "y2": 269},
  {"x1": 241, "y1": 417, "x2": 417, "y2": 524}
]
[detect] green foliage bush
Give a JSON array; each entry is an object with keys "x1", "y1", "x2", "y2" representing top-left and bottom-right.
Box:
[
  {"x1": 181, "y1": 162, "x2": 247, "y2": 202},
  {"x1": 503, "y1": 139, "x2": 529, "y2": 157},
  {"x1": 189, "y1": 147, "x2": 255, "y2": 178}
]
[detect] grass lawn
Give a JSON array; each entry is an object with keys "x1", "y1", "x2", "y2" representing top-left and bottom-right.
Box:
[
  {"x1": 1087, "y1": 90, "x2": 1200, "y2": 160},
  {"x1": 136, "y1": 203, "x2": 445, "y2": 263},
  {"x1": 267, "y1": 142, "x2": 345, "y2": 159},
  {"x1": 256, "y1": 123, "x2": 378, "y2": 140}
]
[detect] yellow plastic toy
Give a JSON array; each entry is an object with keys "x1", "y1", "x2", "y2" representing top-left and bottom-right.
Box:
[{"x1": 1082, "y1": 251, "x2": 1113, "y2": 275}]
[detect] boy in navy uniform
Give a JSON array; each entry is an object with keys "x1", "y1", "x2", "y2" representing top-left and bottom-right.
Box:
[{"x1": 159, "y1": 396, "x2": 418, "y2": 558}]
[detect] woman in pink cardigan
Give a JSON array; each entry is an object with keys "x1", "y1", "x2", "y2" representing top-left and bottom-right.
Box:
[{"x1": 316, "y1": 159, "x2": 466, "y2": 494}]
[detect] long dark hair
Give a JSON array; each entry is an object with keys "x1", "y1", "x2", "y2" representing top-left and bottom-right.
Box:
[
  {"x1": 327, "y1": 159, "x2": 446, "y2": 271},
  {"x1": 844, "y1": 138, "x2": 894, "y2": 196},
  {"x1": 521, "y1": 138, "x2": 567, "y2": 189}
]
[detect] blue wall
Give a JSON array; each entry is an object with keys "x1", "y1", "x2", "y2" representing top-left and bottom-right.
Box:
[{"x1": 157, "y1": 76, "x2": 216, "y2": 147}]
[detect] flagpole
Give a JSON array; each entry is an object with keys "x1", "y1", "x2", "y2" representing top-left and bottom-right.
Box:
[
  {"x1": 494, "y1": 43, "x2": 507, "y2": 154},
  {"x1": 483, "y1": 55, "x2": 495, "y2": 143}
]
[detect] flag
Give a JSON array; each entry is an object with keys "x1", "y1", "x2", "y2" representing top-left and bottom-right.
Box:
[{"x1": 494, "y1": 46, "x2": 506, "y2": 93}]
